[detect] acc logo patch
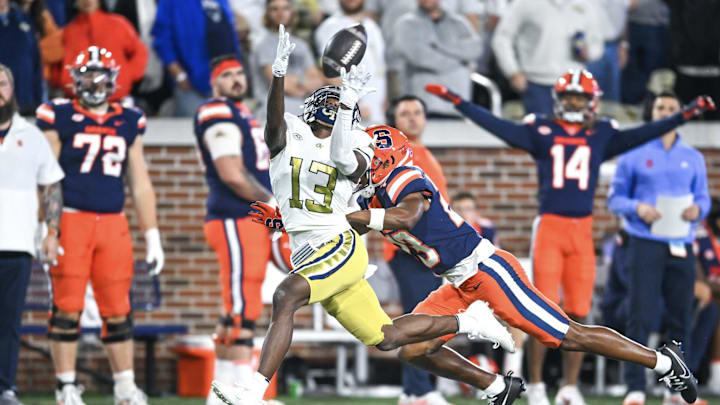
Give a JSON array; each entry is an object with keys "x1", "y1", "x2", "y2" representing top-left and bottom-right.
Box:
[
  {"x1": 538, "y1": 126, "x2": 552, "y2": 135},
  {"x1": 705, "y1": 249, "x2": 715, "y2": 261},
  {"x1": 72, "y1": 114, "x2": 84, "y2": 122}
]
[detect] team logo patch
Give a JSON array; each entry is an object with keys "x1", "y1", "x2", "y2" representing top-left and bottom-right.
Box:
[
  {"x1": 72, "y1": 113, "x2": 84, "y2": 122},
  {"x1": 705, "y1": 249, "x2": 715, "y2": 261},
  {"x1": 681, "y1": 161, "x2": 689, "y2": 169},
  {"x1": 538, "y1": 126, "x2": 552, "y2": 135},
  {"x1": 646, "y1": 159, "x2": 653, "y2": 168},
  {"x1": 293, "y1": 133, "x2": 302, "y2": 141},
  {"x1": 373, "y1": 128, "x2": 393, "y2": 149},
  {"x1": 114, "y1": 120, "x2": 124, "y2": 126}
]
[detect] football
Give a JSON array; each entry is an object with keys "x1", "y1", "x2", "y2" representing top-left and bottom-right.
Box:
[{"x1": 321, "y1": 24, "x2": 367, "y2": 78}]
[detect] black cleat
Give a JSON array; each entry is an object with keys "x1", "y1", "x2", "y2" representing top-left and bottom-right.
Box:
[
  {"x1": 487, "y1": 372, "x2": 525, "y2": 405},
  {"x1": 658, "y1": 341, "x2": 698, "y2": 403}
]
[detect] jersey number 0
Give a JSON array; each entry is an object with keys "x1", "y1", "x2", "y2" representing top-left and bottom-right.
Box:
[{"x1": 289, "y1": 157, "x2": 338, "y2": 213}]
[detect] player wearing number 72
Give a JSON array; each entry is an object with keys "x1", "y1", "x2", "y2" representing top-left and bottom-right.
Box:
[
  {"x1": 36, "y1": 46, "x2": 163, "y2": 405},
  {"x1": 426, "y1": 69, "x2": 715, "y2": 405}
]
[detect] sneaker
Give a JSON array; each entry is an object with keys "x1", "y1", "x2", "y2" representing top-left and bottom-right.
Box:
[
  {"x1": 706, "y1": 368, "x2": 720, "y2": 396},
  {"x1": 622, "y1": 391, "x2": 646, "y2": 405},
  {"x1": 0, "y1": 390, "x2": 24, "y2": 405},
  {"x1": 55, "y1": 384, "x2": 86, "y2": 405},
  {"x1": 458, "y1": 301, "x2": 516, "y2": 352},
  {"x1": 526, "y1": 382, "x2": 551, "y2": 405},
  {"x1": 658, "y1": 341, "x2": 698, "y2": 404},
  {"x1": 663, "y1": 391, "x2": 708, "y2": 405},
  {"x1": 211, "y1": 380, "x2": 265, "y2": 405},
  {"x1": 114, "y1": 386, "x2": 148, "y2": 405},
  {"x1": 417, "y1": 391, "x2": 453, "y2": 405},
  {"x1": 554, "y1": 385, "x2": 586, "y2": 405},
  {"x1": 487, "y1": 372, "x2": 525, "y2": 405}
]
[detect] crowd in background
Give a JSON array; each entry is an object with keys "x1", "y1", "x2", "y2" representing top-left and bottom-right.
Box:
[{"x1": 2, "y1": 0, "x2": 720, "y2": 121}]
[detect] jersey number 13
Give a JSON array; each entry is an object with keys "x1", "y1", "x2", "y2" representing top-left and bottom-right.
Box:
[{"x1": 289, "y1": 157, "x2": 338, "y2": 213}]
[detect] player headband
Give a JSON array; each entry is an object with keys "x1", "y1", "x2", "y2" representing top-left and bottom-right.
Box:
[{"x1": 211, "y1": 59, "x2": 243, "y2": 82}]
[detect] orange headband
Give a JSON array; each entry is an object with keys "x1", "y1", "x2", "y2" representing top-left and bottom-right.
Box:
[{"x1": 211, "y1": 59, "x2": 243, "y2": 82}]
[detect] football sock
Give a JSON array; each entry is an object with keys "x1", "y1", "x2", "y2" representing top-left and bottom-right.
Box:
[
  {"x1": 56, "y1": 371, "x2": 76, "y2": 389},
  {"x1": 654, "y1": 351, "x2": 672, "y2": 374},
  {"x1": 234, "y1": 361, "x2": 253, "y2": 385},
  {"x1": 251, "y1": 371, "x2": 270, "y2": 399},
  {"x1": 503, "y1": 349, "x2": 524, "y2": 376},
  {"x1": 214, "y1": 359, "x2": 235, "y2": 384},
  {"x1": 484, "y1": 374, "x2": 507, "y2": 397},
  {"x1": 113, "y1": 370, "x2": 136, "y2": 398}
]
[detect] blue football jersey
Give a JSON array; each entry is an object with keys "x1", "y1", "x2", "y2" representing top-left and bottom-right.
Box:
[
  {"x1": 36, "y1": 99, "x2": 145, "y2": 213},
  {"x1": 193, "y1": 98, "x2": 271, "y2": 220},
  {"x1": 361, "y1": 166, "x2": 482, "y2": 274}
]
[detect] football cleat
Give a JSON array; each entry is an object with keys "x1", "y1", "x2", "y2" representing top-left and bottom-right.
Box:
[
  {"x1": 554, "y1": 385, "x2": 586, "y2": 405},
  {"x1": 526, "y1": 382, "x2": 550, "y2": 405},
  {"x1": 622, "y1": 391, "x2": 646, "y2": 405},
  {"x1": 458, "y1": 301, "x2": 515, "y2": 353},
  {"x1": 487, "y1": 372, "x2": 525, "y2": 405},
  {"x1": 114, "y1": 386, "x2": 148, "y2": 405},
  {"x1": 658, "y1": 341, "x2": 698, "y2": 404},
  {"x1": 211, "y1": 380, "x2": 265, "y2": 405},
  {"x1": 1, "y1": 390, "x2": 24, "y2": 405},
  {"x1": 55, "y1": 384, "x2": 86, "y2": 405}
]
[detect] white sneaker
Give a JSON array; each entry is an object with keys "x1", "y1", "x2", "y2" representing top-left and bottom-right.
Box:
[
  {"x1": 622, "y1": 391, "x2": 646, "y2": 405},
  {"x1": 55, "y1": 384, "x2": 86, "y2": 405},
  {"x1": 458, "y1": 301, "x2": 515, "y2": 352},
  {"x1": 114, "y1": 386, "x2": 148, "y2": 405},
  {"x1": 526, "y1": 382, "x2": 550, "y2": 405},
  {"x1": 417, "y1": 391, "x2": 453, "y2": 405},
  {"x1": 211, "y1": 380, "x2": 265, "y2": 405},
  {"x1": 662, "y1": 391, "x2": 708, "y2": 405},
  {"x1": 707, "y1": 370, "x2": 720, "y2": 395},
  {"x1": 554, "y1": 385, "x2": 586, "y2": 405}
]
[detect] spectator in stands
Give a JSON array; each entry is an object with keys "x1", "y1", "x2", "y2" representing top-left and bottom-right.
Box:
[
  {"x1": 491, "y1": 0, "x2": 604, "y2": 115},
  {"x1": 314, "y1": 0, "x2": 386, "y2": 124},
  {"x1": 608, "y1": 91, "x2": 710, "y2": 405},
  {"x1": 392, "y1": 0, "x2": 481, "y2": 118},
  {"x1": 50, "y1": 0, "x2": 148, "y2": 105},
  {"x1": 44, "y1": 0, "x2": 70, "y2": 27},
  {"x1": 586, "y1": 0, "x2": 632, "y2": 103},
  {"x1": 383, "y1": 95, "x2": 451, "y2": 405},
  {"x1": 229, "y1": 0, "x2": 268, "y2": 49},
  {"x1": 12, "y1": 0, "x2": 63, "y2": 84},
  {"x1": 0, "y1": 64, "x2": 64, "y2": 405},
  {"x1": 254, "y1": 0, "x2": 326, "y2": 117},
  {"x1": 621, "y1": 0, "x2": 669, "y2": 105},
  {"x1": 666, "y1": 0, "x2": 720, "y2": 120},
  {"x1": 0, "y1": 0, "x2": 43, "y2": 115},
  {"x1": 152, "y1": 0, "x2": 242, "y2": 116}
]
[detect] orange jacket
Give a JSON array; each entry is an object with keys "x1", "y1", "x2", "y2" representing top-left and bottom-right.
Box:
[
  {"x1": 384, "y1": 142, "x2": 449, "y2": 262},
  {"x1": 50, "y1": 10, "x2": 148, "y2": 101}
]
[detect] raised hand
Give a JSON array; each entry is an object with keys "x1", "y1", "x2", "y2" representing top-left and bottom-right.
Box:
[
  {"x1": 425, "y1": 83, "x2": 463, "y2": 105},
  {"x1": 339, "y1": 65, "x2": 375, "y2": 108},
  {"x1": 272, "y1": 24, "x2": 296, "y2": 77},
  {"x1": 682, "y1": 95, "x2": 716, "y2": 120}
]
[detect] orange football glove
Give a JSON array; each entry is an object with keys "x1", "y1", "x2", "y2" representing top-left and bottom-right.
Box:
[
  {"x1": 682, "y1": 95, "x2": 716, "y2": 120},
  {"x1": 249, "y1": 202, "x2": 285, "y2": 231},
  {"x1": 425, "y1": 83, "x2": 463, "y2": 105}
]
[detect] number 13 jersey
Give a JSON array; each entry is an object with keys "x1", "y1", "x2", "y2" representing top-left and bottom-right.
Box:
[
  {"x1": 270, "y1": 113, "x2": 373, "y2": 251},
  {"x1": 36, "y1": 99, "x2": 145, "y2": 213}
]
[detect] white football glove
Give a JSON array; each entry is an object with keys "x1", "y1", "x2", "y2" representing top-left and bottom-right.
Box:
[
  {"x1": 272, "y1": 24, "x2": 296, "y2": 77},
  {"x1": 145, "y1": 228, "x2": 165, "y2": 276},
  {"x1": 339, "y1": 65, "x2": 375, "y2": 108}
]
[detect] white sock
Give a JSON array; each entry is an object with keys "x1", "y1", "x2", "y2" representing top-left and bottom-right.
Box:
[
  {"x1": 654, "y1": 352, "x2": 672, "y2": 374},
  {"x1": 56, "y1": 371, "x2": 76, "y2": 385},
  {"x1": 234, "y1": 361, "x2": 253, "y2": 385},
  {"x1": 484, "y1": 375, "x2": 507, "y2": 397},
  {"x1": 113, "y1": 370, "x2": 136, "y2": 397},
  {"x1": 711, "y1": 359, "x2": 720, "y2": 379},
  {"x1": 214, "y1": 359, "x2": 235, "y2": 384},
  {"x1": 503, "y1": 349, "x2": 524, "y2": 376},
  {"x1": 250, "y1": 372, "x2": 270, "y2": 400}
]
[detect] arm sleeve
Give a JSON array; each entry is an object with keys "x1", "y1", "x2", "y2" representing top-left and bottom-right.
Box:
[
  {"x1": 604, "y1": 113, "x2": 685, "y2": 159},
  {"x1": 490, "y1": 0, "x2": 525, "y2": 78},
  {"x1": 393, "y1": 17, "x2": 464, "y2": 71},
  {"x1": 456, "y1": 100, "x2": 535, "y2": 152},
  {"x1": 35, "y1": 103, "x2": 56, "y2": 130},
  {"x1": 329, "y1": 108, "x2": 360, "y2": 176},
  {"x1": 151, "y1": 0, "x2": 178, "y2": 66},
  {"x1": 204, "y1": 122, "x2": 242, "y2": 160},
  {"x1": 693, "y1": 153, "x2": 711, "y2": 221},
  {"x1": 36, "y1": 130, "x2": 65, "y2": 185},
  {"x1": 607, "y1": 154, "x2": 639, "y2": 217}
]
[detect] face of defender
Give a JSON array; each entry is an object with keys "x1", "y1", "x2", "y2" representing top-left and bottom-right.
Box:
[
  {"x1": 75, "y1": 68, "x2": 114, "y2": 106},
  {"x1": 558, "y1": 92, "x2": 591, "y2": 113},
  {"x1": 214, "y1": 65, "x2": 247, "y2": 100}
]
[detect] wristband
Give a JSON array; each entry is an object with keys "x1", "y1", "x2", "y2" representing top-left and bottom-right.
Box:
[
  {"x1": 174, "y1": 71, "x2": 188, "y2": 83},
  {"x1": 368, "y1": 208, "x2": 385, "y2": 231}
]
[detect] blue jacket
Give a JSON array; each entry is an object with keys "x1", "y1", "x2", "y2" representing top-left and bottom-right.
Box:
[
  {"x1": 0, "y1": 6, "x2": 43, "y2": 114},
  {"x1": 608, "y1": 135, "x2": 710, "y2": 243},
  {"x1": 151, "y1": 0, "x2": 241, "y2": 94}
]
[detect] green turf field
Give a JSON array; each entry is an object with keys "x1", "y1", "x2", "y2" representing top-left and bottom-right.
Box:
[{"x1": 19, "y1": 394, "x2": 710, "y2": 405}]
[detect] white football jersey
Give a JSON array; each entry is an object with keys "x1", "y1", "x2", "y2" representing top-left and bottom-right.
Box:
[{"x1": 270, "y1": 113, "x2": 373, "y2": 252}]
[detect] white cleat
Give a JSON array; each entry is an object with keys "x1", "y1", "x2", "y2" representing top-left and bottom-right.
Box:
[
  {"x1": 458, "y1": 301, "x2": 516, "y2": 352},
  {"x1": 554, "y1": 385, "x2": 586, "y2": 405},
  {"x1": 398, "y1": 391, "x2": 453, "y2": 405},
  {"x1": 526, "y1": 383, "x2": 551, "y2": 405},
  {"x1": 707, "y1": 371, "x2": 720, "y2": 395},
  {"x1": 114, "y1": 386, "x2": 148, "y2": 405},
  {"x1": 622, "y1": 391, "x2": 646, "y2": 405},
  {"x1": 211, "y1": 380, "x2": 265, "y2": 405},
  {"x1": 55, "y1": 384, "x2": 86, "y2": 405}
]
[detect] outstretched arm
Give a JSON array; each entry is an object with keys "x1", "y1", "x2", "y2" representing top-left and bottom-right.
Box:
[
  {"x1": 346, "y1": 192, "x2": 429, "y2": 231},
  {"x1": 265, "y1": 24, "x2": 296, "y2": 158},
  {"x1": 426, "y1": 84, "x2": 535, "y2": 152}
]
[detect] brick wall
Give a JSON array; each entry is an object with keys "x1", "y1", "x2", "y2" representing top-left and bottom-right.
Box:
[{"x1": 18, "y1": 145, "x2": 720, "y2": 393}]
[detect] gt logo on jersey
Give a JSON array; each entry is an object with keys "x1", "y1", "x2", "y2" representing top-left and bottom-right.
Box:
[{"x1": 373, "y1": 128, "x2": 393, "y2": 149}]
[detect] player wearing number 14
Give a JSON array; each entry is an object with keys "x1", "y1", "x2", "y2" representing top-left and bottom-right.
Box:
[
  {"x1": 428, "y1": 69, "x2": 715, "y2": 405},
  {"x1": 35, "y1": 46, "x2": 163, "y2": 405}
]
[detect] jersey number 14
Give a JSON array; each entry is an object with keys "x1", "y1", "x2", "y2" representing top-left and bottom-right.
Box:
[{"x1": 550, "y1": 144, "x2": 590, "y2": 190}]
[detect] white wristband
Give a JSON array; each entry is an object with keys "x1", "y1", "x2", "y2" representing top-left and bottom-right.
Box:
[{"x1": 368, "y1": 208, "x2": 385, "y2": 231}]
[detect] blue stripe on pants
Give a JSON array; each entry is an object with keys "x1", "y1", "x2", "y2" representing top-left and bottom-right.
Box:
[{"x1": 0, "y1": 252, "x2": 32, "y2": 391}]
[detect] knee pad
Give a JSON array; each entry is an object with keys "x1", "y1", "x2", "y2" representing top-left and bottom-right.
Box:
[
  {"x1": 101, "y1": 316, "x2": 133, "y2": 343},
  {"x1": 47, "y1": 307, "x2": 80, "y2": 342}
]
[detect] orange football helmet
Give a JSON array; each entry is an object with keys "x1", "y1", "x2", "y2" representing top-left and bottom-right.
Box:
[
  {"x1": 70, "y1": 46, "x2": 119, "y2": 106},
  {"x1": 552, "y1": 69, "x2": 602, "y2": 123}
]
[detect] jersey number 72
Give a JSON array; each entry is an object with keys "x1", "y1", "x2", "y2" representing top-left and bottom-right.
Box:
[{"x1": 73, "y1": 133, "x2": 127, "y2": 177}]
